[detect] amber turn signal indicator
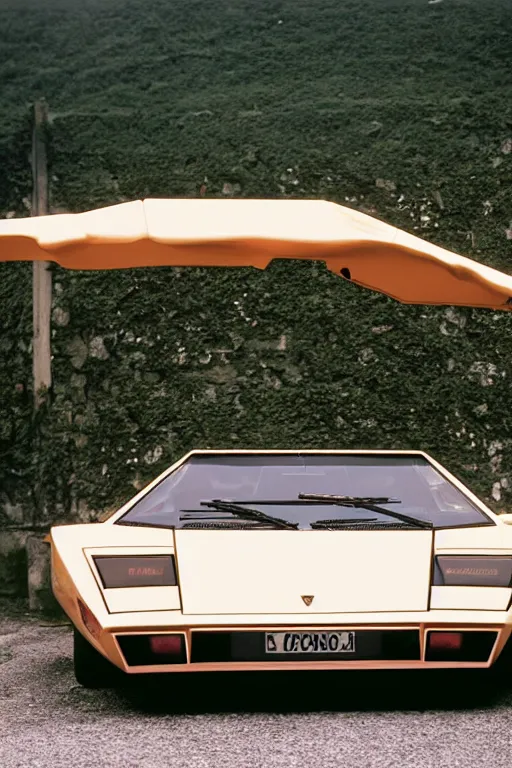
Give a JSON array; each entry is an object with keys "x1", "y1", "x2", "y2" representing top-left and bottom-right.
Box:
[{"x1": 77, "y1": 598, "x2": 102, "y2": 640}]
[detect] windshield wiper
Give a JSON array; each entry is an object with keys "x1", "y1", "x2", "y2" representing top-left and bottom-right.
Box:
[
  {"x1": 311, "y1": 519, "x2": 415, "y2": 530},
  {"x1": 181, "y1": 520, "x2": 270, "y2": 529},
  {"x1": 299, "y1": 494, "x2": 401, "y2": 506},
  {"x1": 180, "y1": 500, "x2": 298, "y2": 530},
  {"x1": 311, "y1": 517, "x2": 378, "y2": 527},
  {"x1": 298, "y1": 493, "x2": 433, "y2": 530}
]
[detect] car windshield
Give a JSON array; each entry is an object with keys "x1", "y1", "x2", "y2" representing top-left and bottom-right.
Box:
[{"x1": 116, "y1": 453, "x2": 492, "y2": 530}]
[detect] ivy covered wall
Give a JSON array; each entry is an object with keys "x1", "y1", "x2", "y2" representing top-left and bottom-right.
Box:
[{"x1": 1, "y1": 0, "x2": 511, "y2": 546}]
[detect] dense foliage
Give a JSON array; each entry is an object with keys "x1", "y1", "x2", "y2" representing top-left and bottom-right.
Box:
[{"x1": 1, "y1": 0, "x2": 511, "y2": 525}]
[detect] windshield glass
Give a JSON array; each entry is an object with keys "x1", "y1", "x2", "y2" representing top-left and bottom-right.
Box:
[{"x1": 116, "y1": 453, "x2": 492, "y2": 530}]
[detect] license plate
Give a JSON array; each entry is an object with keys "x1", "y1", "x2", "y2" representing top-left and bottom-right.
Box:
[{"x1": 265, "y1": 631, "x2": 356, "y2": 654}]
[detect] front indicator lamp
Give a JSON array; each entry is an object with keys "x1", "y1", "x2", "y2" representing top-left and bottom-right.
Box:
[
  {"x1": 116, "y1": 634, "x2": 187, "y2": 666},
  {"x1": 93, "y1": 555, "x2": 177, "y2": 588},
  {"x1": 428, "y1": 632, "x2": 463, "y2": 652},
  {"x1": 426, "y1": 630, "x2": 497, "y2": 662},
  {"x1": 434, "y1": 556, "x2": 512, "y2": 587},
  {"x1": 77, "y1": 598, "x2": 102, "y2": 640},
  {"x1": 149, "y1": 635, "x2": 184, "y2": 656}
]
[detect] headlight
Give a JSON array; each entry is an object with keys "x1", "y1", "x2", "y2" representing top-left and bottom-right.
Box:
[
  {"x1": 93, "y1": 555, "x2": 177, "y2": 588},
  {"x1": 435, "y1": 555, "x2": 512, "y2": 587}
]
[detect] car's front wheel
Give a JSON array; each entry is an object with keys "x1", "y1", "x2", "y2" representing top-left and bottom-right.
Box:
[{"x1": 73, "y1": 628, "x2": 123, "y2": 688}]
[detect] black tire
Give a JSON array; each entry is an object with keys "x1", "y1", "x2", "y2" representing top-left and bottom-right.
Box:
[
  {"x1": 492, "y1": 637, "x2": 512, "y2": 680},
  {"x1": 73, "y1": 628, "x2": 123, "y2": 688}
]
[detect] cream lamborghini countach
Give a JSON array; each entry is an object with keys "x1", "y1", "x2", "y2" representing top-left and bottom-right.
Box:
[
  {"x1": 3, "y1": 196, "x2": 511, "y2": 686},
  {"x1": 50, "y1": 449, "x2": 512, "y2": 687}
]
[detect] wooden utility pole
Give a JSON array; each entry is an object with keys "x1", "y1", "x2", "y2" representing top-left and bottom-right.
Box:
[{"x1": 31, "y1": 98, "x2": 52, "y2": 407}]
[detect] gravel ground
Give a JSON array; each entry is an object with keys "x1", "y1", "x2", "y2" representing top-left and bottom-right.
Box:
[{"x1": 1, "y1": 599, "x2": 512, "y2": 768}]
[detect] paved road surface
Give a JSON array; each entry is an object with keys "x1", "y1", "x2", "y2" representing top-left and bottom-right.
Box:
[{"x1": 1, "y1": 601, "x2": 512, "y2": 768}]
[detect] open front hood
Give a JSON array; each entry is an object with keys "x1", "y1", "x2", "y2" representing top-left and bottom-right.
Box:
[
  {"x1": 174, "y1": 529, "x2": 433, "y2": 615},
  {"x1": 1, "y1": 199, "x2": 511, "y2": 310}
]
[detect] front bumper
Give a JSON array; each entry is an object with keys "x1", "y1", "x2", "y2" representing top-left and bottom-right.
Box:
[{"x1": 90, "y1": 611, "x2": 512, "y2": 674}]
